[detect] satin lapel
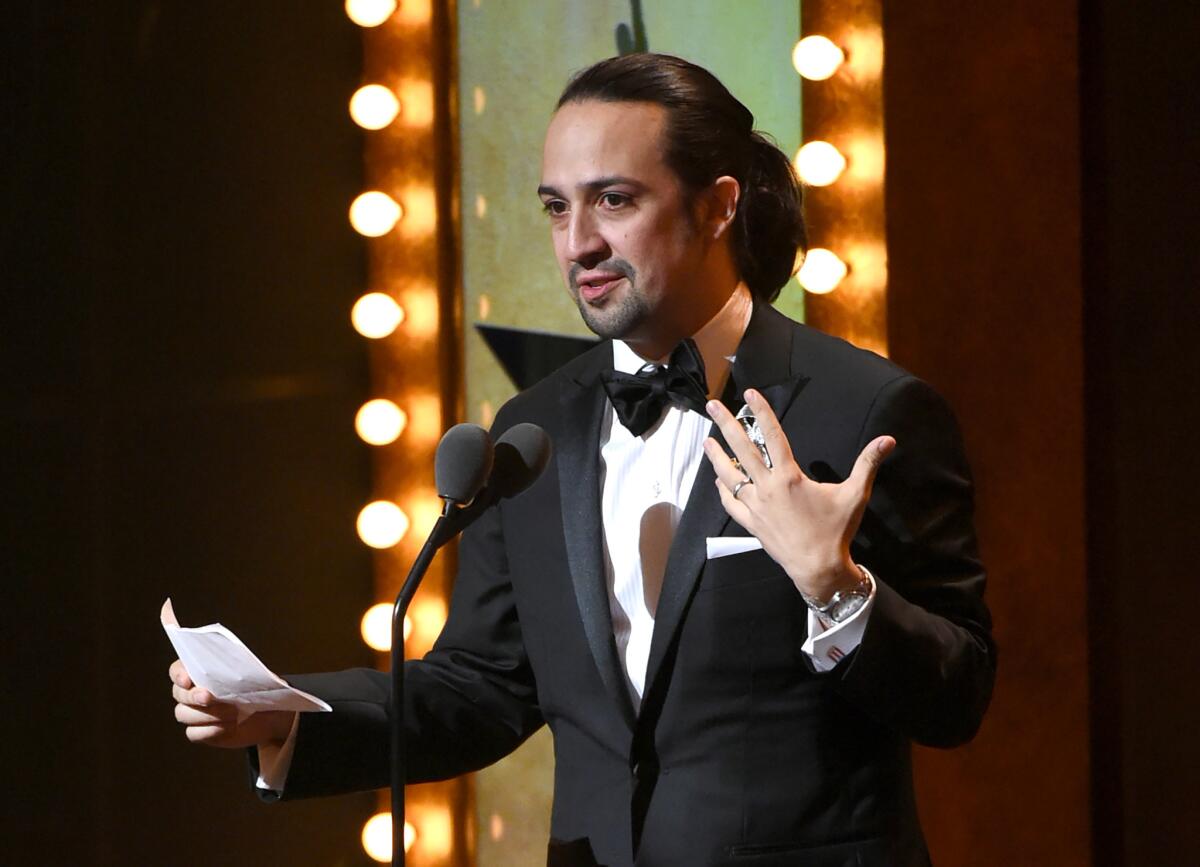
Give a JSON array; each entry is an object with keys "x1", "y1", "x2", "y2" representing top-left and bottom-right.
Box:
[
  {"x1": 555, "y1": 348, "x2": 637, "y2": 730},
  {"x1": 641, "y1": 304, "x2": 811, "y2": 706}
]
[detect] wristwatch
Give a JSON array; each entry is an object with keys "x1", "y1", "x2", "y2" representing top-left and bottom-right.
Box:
[{"x1": 801, "y1": 564, "x2": 873, "y2": 626}]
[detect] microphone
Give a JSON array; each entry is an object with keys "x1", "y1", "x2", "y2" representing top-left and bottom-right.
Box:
[{"x1": 390, "y1": 422, "x2": 551, "y2": 866}]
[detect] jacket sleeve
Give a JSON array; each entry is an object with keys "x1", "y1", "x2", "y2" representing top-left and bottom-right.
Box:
[
  {"x1": 833, "y1": 374, "x2": 996, "y2": 748},
  {"x1": 268, "y1": 481, "x2": 546, "y2": 800}
]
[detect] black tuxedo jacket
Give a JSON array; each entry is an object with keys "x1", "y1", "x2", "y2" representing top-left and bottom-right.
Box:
[{"x1": 278, "y1": 304, "x2": 996, "y2": 867}]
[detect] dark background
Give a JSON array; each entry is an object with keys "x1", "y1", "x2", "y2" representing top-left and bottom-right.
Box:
[{"x1": 3, "y1": 2, "x2": 1198, "y2": 865}]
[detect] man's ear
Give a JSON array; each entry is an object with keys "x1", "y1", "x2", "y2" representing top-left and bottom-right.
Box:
[{"x1": 703, "y1": 175, "x2": 740, "y2": 240}]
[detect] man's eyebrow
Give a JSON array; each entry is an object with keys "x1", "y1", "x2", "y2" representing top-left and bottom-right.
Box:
[{"x1": 536, "y1": 176, "x2": 646, "y2": 198}]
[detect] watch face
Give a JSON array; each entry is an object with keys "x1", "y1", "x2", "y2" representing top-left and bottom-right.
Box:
[{"x1": 830, "y1": 592, "x2": 867, "y2": 623}]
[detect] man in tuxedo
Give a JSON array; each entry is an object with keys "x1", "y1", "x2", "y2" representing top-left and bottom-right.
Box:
[{"x1": 171, "y1": 54, "x2": 995, "y2": 866}]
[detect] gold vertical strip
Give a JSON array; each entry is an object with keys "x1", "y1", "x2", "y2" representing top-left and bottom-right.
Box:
[
  {"x1": 359, "y1": 0, "x2": 468, "y2": 863},
  {"x1": 800, "y1": 0, "x2": 888, "y2": 355}
]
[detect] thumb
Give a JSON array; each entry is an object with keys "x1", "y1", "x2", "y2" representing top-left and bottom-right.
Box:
[{"x1": 847, "y1": 435, "x2": 896, "y2": 499}]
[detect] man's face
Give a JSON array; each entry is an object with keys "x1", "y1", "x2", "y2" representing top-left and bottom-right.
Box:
[{"x1": 538, "y1": 100, "x2": 708, "y2": 353}]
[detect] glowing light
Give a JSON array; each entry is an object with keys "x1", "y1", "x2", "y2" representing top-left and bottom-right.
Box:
[
  {"x1": 490, "y1": 813, "x2": 505, "y2": 841},
  {"x1": 479, "y1": 400, "x2": 494, "y2": 428},
  {"x1": 475, "y1": 194, "x2": 487, "y2": 219},
  {"x1": 794, "y1": 141, "x2": 847, "y2": 187},
  {"x1": 356, "y1": 399, "x2": 407, "y2": 446},
  {"x1": 405, "y1": 392, "x2": 443, "y2": 447},
  {"x1": 409, "y1": 805, "x2": 452, "y2": 859},
  {"x1": 401, "y1": 287, "x2": 440, "y2": 339},
  {"x1": 473, "y1": 86, "x2": 487, "y2": 115},
  {"x1": 357, "y1": 500, "x2": 409, "y2": 549},
  {"x1": 409, "y1": 595, "x2": 448, "y2": 649},
  {"x1": 792, "y1": 35, "x2": 845, "y2": 81},
  {"x1": 408, "y1": 488, "x2": 443, "y2": 545},
  {"x1": 345, "y1": 0, "x2": 396, "y2": 28},
  {"x1": 398, "y1": 79, "x2": 434, "y2": 128},
  {"x1": 351, "y1": 292, "x2": 405, "y2": 339},
  {"x1": 349, "y1": 85, "x2": 401, "y2": 130},
  {"x1": 478, "y1": 294, "x2": 491, "y2": 320},
  {"x1": 397, "y1": 0, "x2": 432, "y2": 25},
  {"x1": 797, "y1": 248, "x2": 848, "y2": 294},
  {"x1": 398, "y1": 185, "x2": 437, "y2": 238},
  {"x1": 360, "y1": 603, "x2": 392, "y2": 651},
  {"x1": 350, "y1": 191, "x2": 402, "y2": 237},
  {"x1": 361, "y1": 813, "x2": 415, "y2": 862}
]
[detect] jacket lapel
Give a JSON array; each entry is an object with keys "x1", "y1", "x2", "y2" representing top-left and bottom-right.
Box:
[
  {"x1": 555, "y1": 346, "x2": 638, "y2": 730},
  {"x1": 641, "y1": 304, "x2": 811, "y2": 706}
]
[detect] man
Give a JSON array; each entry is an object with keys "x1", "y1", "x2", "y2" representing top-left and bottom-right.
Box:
[{"x1": 171, "y1": 54, "x2": 995, "y2": 866}]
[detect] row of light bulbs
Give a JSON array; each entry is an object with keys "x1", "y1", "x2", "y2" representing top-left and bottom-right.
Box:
[
  {"x1": 344, "y1": 1, "x2": 449, "y2": 863},
  {"x1": 791, "y1": 35, "x2": 851, "y2": 296}
]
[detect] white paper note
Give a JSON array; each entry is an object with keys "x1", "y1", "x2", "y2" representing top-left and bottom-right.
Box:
[{"x1": 161, "y1": 599, "x2": 331, "y2": 719}]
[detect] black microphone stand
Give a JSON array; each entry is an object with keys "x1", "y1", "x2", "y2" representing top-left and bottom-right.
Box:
[{"x1": 390, "y1": 500, "x2": 455, "y2": 867}]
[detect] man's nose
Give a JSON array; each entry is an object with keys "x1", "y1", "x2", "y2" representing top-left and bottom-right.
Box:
[{"x1": 564, "y1": 209, "x2": 609, "y2": 266}]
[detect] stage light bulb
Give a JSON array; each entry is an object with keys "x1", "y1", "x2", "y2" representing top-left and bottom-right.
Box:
[
  {"x1": 351, "y1": 292, "x2": 405, "y2": 339},
  {"x1": 345, "y1": 0, "x2": 396, "y2": 28},
  {"x1": 360, "y1": 603, "x2": 393, "y2": 651},
  {"x1": 792, "y1": 35, "x2": 845, "y2": 80},
  {"x1": 349, "y1": 84, "x2": 401, "y2": 130},
  {"x1": 356, "y1": 399, "x2": 407, "y2": 445},
  {"x1": 794, "y1": 141, "x2": 847, "y2": 187},
  {"x1": 797, "y1": 248, "x2": 848, "y2": 294},
  {"x1": 357, "y1": 500, "x2": 409, "y2": 549},
  {"x1": 350, "y1": 191, "x2": 402, "y2": 237}
]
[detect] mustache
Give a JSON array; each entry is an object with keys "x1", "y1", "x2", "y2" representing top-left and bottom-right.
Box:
[{"x1": 568, "y1": 259, "x2": 635, "y2": 291}]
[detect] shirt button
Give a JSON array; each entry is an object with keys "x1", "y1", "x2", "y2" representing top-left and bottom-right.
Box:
[{"x1": 651, "y1": 481, "x2": 662, "y2": 498}]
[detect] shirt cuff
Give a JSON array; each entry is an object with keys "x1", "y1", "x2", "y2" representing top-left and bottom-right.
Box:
[
  {"x1": 800, "y1": 566, "x2": 877, "y2": 672},
  {"x1": 255, "y1": 712, "x2": 300, "y2": 793}
]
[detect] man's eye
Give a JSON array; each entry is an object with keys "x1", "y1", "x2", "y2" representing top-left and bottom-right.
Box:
[
  {"x1": 542, "y1": 200, "x2": 567, "y2": 216},
  {"x1": 599, "y1": 192, "x2": 629, "y2": 209}
]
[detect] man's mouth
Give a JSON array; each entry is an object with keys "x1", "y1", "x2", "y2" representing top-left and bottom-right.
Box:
[{"x1": 575, "y1": 272, "x2": 626, "y2": 303}]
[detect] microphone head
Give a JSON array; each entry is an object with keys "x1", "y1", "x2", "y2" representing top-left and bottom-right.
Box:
[
  {"x1": 490, "y1": 423, "x2": 552, "y2": 498},
  {"x1": 435, "y1": 423, "x2": 494, "y2": 504}
]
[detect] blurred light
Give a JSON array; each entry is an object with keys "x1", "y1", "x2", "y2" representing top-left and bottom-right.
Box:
[
  {"x1": 357, "y1": 500, "x2": 409, "y2": 548},
  {"x1": 361, "y1": 813, "x2": 415, "y2": 862},
  {"x1": 473, "y1": 86, "x2": 487, "y2": 115},
  {"x1": 490, "y1": 813, "x2": 505, "y2": 841},
  {"x1": 797, "y1": 248, "x2": 848, "y2": 294},
  {"x1": 356, "y1": 399, "x2": 407, "y2": 445},
  {"x1": 345, "y1": 0, "x2": 396, "y2": 28},
  {"x1": 405, "y1": 392, "x2": 443, "y2": 447},
  {"x1": 475, "y1": 194, "x2": 488, "y2": 219},
  {"x1": 794, "y1": 141, "x2": 847, "y2": 187},
  {"x1": 398, "y1": 185, "x2": 437, "y2": 238},
  {"x1": 792, "y1": 35, "x2": 845, "y2": 81},
  {"x1": 351, "y1": 292, "x2": 405, "y2": 339},
  {"x1": 410, "y1": 596, "x2": 448, "y2": 649},
  {"x1": 350, "y1": 84, "x2": 401, "y2": 130},
  {"x1": 478, "y1": 294, "x2": 491, "y2": 320},
  {"x1": 409, "y1": 488, "x2": 443, "y2": 546},
  {"x1": 360, "y1": 603, "x2": 393, "y2": 651},
  {"x1": 398, "y1": 79, "x2": 434, "y2": 127},
  {"x1": 844, "y1": 134, "x2": 886, "y2": 184},
  {"x1": 478, "y1": 400, "x2": 494, "y2": 428},
  {"x1": 410, "y1": 805, "x2": 453, "y2": 859},
  {"x1": 398, "y1": 0, "x2": 432, "y2": 25},
  {"x1": 401, "y1": 287, "x2": 440, "y2": 339},
  {"x1": 350, "y1": 191, "x2": 402, "y2": 237}
]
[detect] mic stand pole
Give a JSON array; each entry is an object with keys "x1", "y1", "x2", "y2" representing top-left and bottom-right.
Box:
[{"x1": 390, "y1": 500, "x2": 455, "y2": 867}]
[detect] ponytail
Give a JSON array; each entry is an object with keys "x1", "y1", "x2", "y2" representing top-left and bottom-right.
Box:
[{"x1": 734, "y1": 133, "x2": 806, "y2": 302}]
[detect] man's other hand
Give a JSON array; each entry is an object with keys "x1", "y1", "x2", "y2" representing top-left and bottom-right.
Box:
[{"x1": 170, "y1": 659, "x2": 296, "y2": 749}]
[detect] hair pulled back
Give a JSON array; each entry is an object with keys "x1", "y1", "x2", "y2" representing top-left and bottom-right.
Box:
[{"x1": 557, "y1": 53, "x2": 806, "y2": 303}]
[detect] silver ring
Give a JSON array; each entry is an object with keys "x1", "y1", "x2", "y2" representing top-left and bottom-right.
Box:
[{"x1": 732, "y1": 478, "x2": 753, "y2": 499}]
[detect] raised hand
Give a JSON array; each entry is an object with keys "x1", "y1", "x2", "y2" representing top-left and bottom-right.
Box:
[{"x1": 702, "y1": 389, "x2": 895, "y2": 602}]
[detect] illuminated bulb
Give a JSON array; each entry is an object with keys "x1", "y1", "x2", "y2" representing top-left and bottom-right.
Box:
[
  {"x1": 792, "y1": 35, "x2": 845, "y2": 81},
  {"x1": 351, "y1": 292, "x2": 405, "y2": 339},
  {"x1": 345, "y1": 0, "x2": 396, "y2": 28},
  {"x1": 350, "y1": 191, "x2": 402, "y2": 237},
  {"x1": 357, "y1": 500, "x2": 409, "y2": 548},
  {"x1": 356, "y1": 399, "x2": 407, "y2": 445},
  {"x1": 349, "y1": 84, "x2": 401, "y2": 130},
  {"x1": 361, "y1": 812, "x2": 415, "y2": 862},
  {"x1": 360, "y1": 603, "x2": 393, "y2": 651},
  {"x1": 797, "y1": 248, "x2": 848, "y2": 294},
  {"x1": 794, "y1": 141, "x2": 847, "y2": 187}
]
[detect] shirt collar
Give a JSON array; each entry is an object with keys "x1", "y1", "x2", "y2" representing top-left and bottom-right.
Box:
[{"x1": 611, "y1": 283, "x2": 753, "y2": 398}]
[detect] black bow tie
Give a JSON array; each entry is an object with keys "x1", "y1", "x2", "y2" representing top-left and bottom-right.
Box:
[{"x1": 600, "y1": 338, "x2": 710, "y2": 437}]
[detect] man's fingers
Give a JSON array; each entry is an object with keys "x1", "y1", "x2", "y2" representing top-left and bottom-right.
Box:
[
  {"x1": 175, "y1": 702, "x2": 238, "y2": 726},
  {"x1": 169, "y1": 659, "x2": 194, "y2": 689},
  {"x1": 172, "y1": 682, "x2": 219, "y2": 708},
  {"x1": 705, "y1": 399, "x2": 767, "y2": 478},
  {"x1": 847, "y1": 435, "x2": 896, "y2": 498},
  {"x1": 702, "y1": 437, "x2": 748, "y2": 488}
]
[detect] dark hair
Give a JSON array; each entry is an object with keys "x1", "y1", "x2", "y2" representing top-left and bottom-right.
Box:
[{"x1": 557, "y1": 53, "x2": 806, "y2": 303}]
